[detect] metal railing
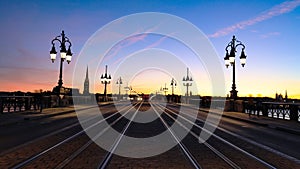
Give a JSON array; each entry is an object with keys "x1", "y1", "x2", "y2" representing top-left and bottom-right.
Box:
[
  {"x1": 0, "y1": 96, "x2": 46, "y2": 113},
  {"x1": 244, "y1": 101, "x2": 300, "y2": 122}
]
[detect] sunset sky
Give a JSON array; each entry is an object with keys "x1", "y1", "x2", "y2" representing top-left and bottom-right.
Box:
[{"x1": 0, "y1": 0, "x2": 300, "y2": 98}]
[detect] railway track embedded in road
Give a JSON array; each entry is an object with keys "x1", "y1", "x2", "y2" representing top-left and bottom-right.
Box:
[
  {"x1": 3, "y1": 101, "x2": 299, "y2": 168},
  {"x1": 5, "y1": 102, "x2": 134, "y2": 169},
  {"x1": 162, "y1": 103, "x2": 300, "y2": 168}
]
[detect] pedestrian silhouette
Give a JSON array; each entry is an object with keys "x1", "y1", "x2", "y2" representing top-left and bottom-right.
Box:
[
  {"x1": 257, "y1": 100, "x2": 262, "y2": 117},
  {"x1": 248, "y1": 98, "x2": 254, "y2": 118}
]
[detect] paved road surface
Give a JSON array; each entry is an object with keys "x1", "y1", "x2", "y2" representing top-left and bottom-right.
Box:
[{"x1": 0, "y1": 102, "x2": 299, "y2": 168}]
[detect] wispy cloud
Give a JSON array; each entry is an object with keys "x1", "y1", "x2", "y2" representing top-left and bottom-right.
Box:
[
  {"x1": 101, "y1": 25, "x2": 165, "y2": 66},
  {"x1": 145, "y1": 34, "x2": 171, "y2": 49},
  {"x1": 86, "y1": 32, "x2": 149, "y2": 66},
  {"x1": 260, "y1": 31, "x2": 280, "y2": 39},
  {"x1": 209, "y1": 0, "x2": 300, "y2": 38},
  {"x1": 250, "y1": 30, "x2": 259, "y2": 33},
  {"x1": 102, "y1": 33, "x2": 148, "y2": 62},
  {"x1": 112, "y1": 33, "x2": 171, "y2": 66}
]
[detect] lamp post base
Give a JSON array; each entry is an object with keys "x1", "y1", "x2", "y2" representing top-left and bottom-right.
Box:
[
  {"x1": 230, "y1": 90, "x2": 238, "y2": 111},
  {"x1": 52, "y1": 85, "x2": 66, "y2": 107},
  {"x1": 230, "y1": 89, "x2": 238, "y2": 100}
]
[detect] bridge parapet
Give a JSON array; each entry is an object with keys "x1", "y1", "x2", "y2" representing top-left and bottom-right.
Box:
[
  {"x1": 0, "y1": 96, "x2": 45, "y2": 113},
  {"x1": 244, "y1": 101, "x2": 300, "y2": 122}
]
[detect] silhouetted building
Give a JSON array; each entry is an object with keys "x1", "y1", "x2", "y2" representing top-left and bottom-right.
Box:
[
  {"x1": 69, "y1": 88, "x2": 80, "y2": 96},
  {"x1": 56, "y1": 87, "x2": 80, "y2": 96},
  {"x1": 83, "y1": 66, "x2": 90, "y2": 95},
  {"x1": 275, "y1": 90, "x2": 289, "y2": 102},
  {"x1": 275, "y1": 91, "x2": 284, "y2": 102}
]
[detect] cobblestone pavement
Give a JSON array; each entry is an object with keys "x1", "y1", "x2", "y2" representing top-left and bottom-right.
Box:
[
  {"x1": 0, "y1": 105, "x2": 96, "y2": 126},
  {"x1": 0, "y1": 102, "x2": 299, "y2": 168}
]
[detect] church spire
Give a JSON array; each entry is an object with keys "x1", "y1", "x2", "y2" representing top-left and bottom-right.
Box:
[
  {"x1": 85, "y1": 66, "x2": 89, "y2": 80},
  {"x1": 83, "y1": 65, "x2": 89, "y2": 95}
]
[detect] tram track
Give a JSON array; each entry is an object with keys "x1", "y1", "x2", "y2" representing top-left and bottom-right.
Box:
[
  {"x1": 55, "y1": 102, "x2": 142, "y2": 169},
  {"x1": 101, "y1": 101, "x2": 261, "y2": 168},
  {"x1": 3, "y1": 101, "x2": 299, "y2": 168},
  {"x1": 152, "y1": 103, "x2": 239, "y2": 169},
  {"x1": 98, "y1": 101, "x2": 143, "y2": 169},
  {"x1": 5, "y1": 102, "x2": 133, "y2": 169},
  {"x1": 0, "y1": 103, "x2": 114, "y2": 156},
  {"x1": 162, "y1": 103, "x2": 300, "y2": 168},
  {"x1": 0, "y1": 108, "x2": 97, "y2": 168},
  {"x1": 102, "y1": 101, "x2": 202, "y2": 169},
  {"x1": 152, "y1": 104, "x2": 202, "y2": 169}
]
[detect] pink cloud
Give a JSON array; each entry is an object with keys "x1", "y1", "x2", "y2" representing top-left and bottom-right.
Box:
[
  {"x1": 260, "y1": 32, "x2": 280, "y2": 39},
  {"x1": 101, "y1": 33, "x2": 148, "y2": 63},
  {"x1": 145, "y1": 34, "x2": 170, "y2": 49},
  {"x1": 112, "y1": 33, "x2": 171, "y2": 66},
  {"x1": 88, "y1": 25, "x2": 164, "y2": 67},
  {"x1": 209, "y1": 0, "x2": 300, "y2": 38},
  {"x1": 103, "y1": 25, "x2": 162, "y2": 61}
]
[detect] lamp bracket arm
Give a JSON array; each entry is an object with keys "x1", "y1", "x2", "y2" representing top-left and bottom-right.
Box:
[
  {"x1": 64, "y1": 37, "x2": 72, "y2": 47},
  {"x1": 225, "y1": 45, "x2": 231, "y2": 52},
  {"x1": 235, "y1": 43, "x2": 245, "y2": 50},
  {"x1": 51, "y1": 37, "x2": 62, "y2": 46}
]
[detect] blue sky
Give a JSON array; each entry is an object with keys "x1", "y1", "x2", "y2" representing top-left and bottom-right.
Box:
[{"x1": 0, "y1": 0, "x2": 299, "y2": 98}]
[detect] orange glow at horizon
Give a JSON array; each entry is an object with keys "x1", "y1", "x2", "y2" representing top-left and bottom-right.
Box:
[
  {"x1": 1, "y1": 64, "x2": 299, "y2": 99},
  {"x1": 0, "y1": 82, "x2": 53, "y2": 93},
  {"x1": 1, "y1": 79, "x2": 300, "y2": 99},
  {"x1": 109, "y1": 69, "x2": 183, "y2": 95}
]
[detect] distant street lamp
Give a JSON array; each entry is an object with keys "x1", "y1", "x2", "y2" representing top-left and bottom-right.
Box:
[
  {"x1": 183, "y1": 68, "x2": 193, "y2": 96},
  {"x1": 224, "y1": 35, "x2": 247, "y2": 100},
  {"x1": 162, "y1": 83, "x2": 168, "y2": 96},
  {"x1": 170, "y1": 78, "x2": 177, "y2": 95},
  {"x1": 100, "y1": 65, "x2": 111, "y2": 101},
  {"x1": 116, "y1": 77, "x2": 123, "y2": 100},
  {"x1": 170, "y1": 78, "x2": 177, "y2": 102},
  {"x1": 124, "y1": 83, "x2": 131, "y2": 100},
  {"x1": 50, "y1": 30, "x2": 72, "y2": 106}
]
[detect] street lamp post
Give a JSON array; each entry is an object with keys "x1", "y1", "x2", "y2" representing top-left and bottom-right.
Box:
[
  {"x1": 116, "y1": 77, "x2": 123, "y2": 100},
  {"x1": 124, "y1": 83, "x2": 131, "y2": 100},
  {"x1": 224, "y1": 35, "x2": 247, "y2": 100},
  {"x1": 162, "y1": 83, "x2": 168, "y2": 96},
  {"x1": 170, "y1": 78, "x2": 177, "y2": 95},
  {"x1": 170, "y1": 78, "x2": 177, "y2": 102},
  {"x1": 183, "y1": 68, "x2": 193, "y2": 103},
  {"x1": 50, "y1": 30, "x2": 72, "y2": 106},
  {"x1": 100, "y1": 65, "x2": 111, "y2": 102}
]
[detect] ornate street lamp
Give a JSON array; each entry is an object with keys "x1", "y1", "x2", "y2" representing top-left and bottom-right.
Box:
[
  {"x1": 162, "y1": 83, "x2": 168, "y2": 96},
  {"x1": 170, "y1": 78, "x2": 177, "y2": 95},
  {"x1": 124, "y1": 83, "x2": 131, "y2": 100},
  {"x1": 100, "y1": 65, "x2": 111, "y2": 101},
  {"x1": 116, "y1": 77, "x2": 123, "y2": 100},
  {"x1": 224, "y1": 35, "x2": 247, "y2": 100},
  {"x1": 50, "y1": 30, "x2": 72, "y2": 106},
  {"x1": 183, "y1": 68, "x2": 193, "y2": 104},
  {"x1": 183, "y1": 67, "x2": 193, "y2": 96}
]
